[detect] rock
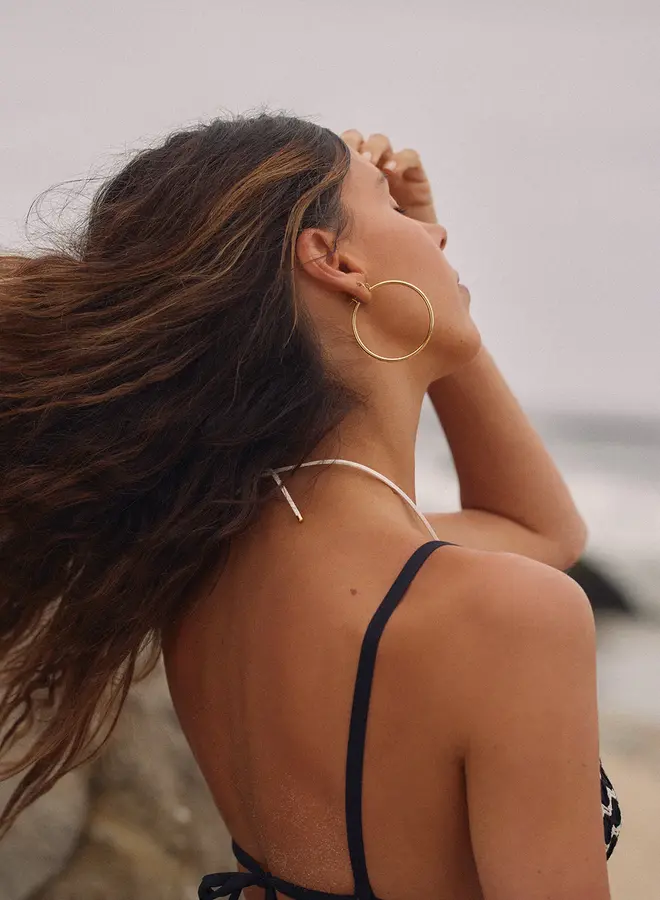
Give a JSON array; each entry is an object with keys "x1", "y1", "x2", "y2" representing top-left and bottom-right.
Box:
[
  {"x1": 0, "y1": 768, "x2": 88, "y2": 900},
  {"x1": 34, "y1": 819, "x2": 198, "y2": 900},
  {"x1": 567, "y1": 557, "x2": 634, "y2": 615},
  {"x1": 89, "y1": 659, "x2": 232, "y2": 869},
  {"x1": 34, "y1": 660, "x2": 232, "y2": 900}
]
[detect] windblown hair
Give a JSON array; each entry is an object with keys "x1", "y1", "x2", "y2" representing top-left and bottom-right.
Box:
[{"x1": 0, "y1": 111, "x2": 358, "y2": 834}]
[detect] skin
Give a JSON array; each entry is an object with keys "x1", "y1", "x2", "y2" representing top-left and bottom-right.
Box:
[{"x1": 163, "y1": 132, "x2": 611, "y2": 900}]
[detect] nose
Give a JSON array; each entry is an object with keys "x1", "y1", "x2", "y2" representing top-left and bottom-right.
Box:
[
  {"x1": 427, "y1": 222, "x2": 448, "y2": 250},
  {"x1": 422, "y1": 222, "x2": 447, "y2": 250}
]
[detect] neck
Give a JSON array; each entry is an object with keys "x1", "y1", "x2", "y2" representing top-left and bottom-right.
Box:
[{"x1": 306, "y1": 372, "x2": 426, "y2": 501}]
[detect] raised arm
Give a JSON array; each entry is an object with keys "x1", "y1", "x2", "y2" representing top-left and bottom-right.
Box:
[
  {"x1": 425, "y1": 347, "x2": 588, "y2": 569},
  {"x1": 340, "y1": 128, "x2": 588, "y2": 570}
]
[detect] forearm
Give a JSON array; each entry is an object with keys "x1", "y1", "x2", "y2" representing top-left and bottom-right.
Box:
[{"x1": 427, "y1": 346, "x2": 588, "y2": 556}]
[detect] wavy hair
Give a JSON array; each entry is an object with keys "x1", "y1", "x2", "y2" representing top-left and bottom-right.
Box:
[{"x1": 0, "y1": 110, "x2": 358, "y2": 834}]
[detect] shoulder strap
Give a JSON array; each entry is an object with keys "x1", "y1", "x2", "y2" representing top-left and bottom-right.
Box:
[{"x1": 344, "y1": 540, "x2": 453, "y2": 900}]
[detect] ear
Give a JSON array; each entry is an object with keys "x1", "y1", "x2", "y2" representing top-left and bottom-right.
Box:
[{"x1": 295, "y1": 228, "x2": 372, "y2": 305}]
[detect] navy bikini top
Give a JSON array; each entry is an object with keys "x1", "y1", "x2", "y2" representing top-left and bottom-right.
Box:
[{"x1": 199, "y1": 541, "x2": 622, "y2": 900}]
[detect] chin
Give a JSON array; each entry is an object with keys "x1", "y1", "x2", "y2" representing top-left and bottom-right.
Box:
[
  {"x1": 431, "y1": 319, "x2": 482, "y2": 379},
  {"x1": 456, "y1": 335, "x2": 482, "y2": 372},
  {"x1": 464, "y1": 318, "x2": 483, "y2": 358}
]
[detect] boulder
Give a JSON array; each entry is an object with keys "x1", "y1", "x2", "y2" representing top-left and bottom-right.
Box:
[{"x1": 0, "y1": 768, "x2": 88, "y2": 900}]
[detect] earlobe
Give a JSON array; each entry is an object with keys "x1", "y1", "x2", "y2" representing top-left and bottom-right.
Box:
[{"x1": 344, "y1": 276, "x2": 372, "y2": 305}]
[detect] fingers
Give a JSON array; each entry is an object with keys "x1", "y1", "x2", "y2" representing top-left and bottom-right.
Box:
[
  {"x1": 383, "y1": 148, "x2": 427, "y2": 181},
  {"x1": 340, "y1": 130, "x2": 426, "y2": 181},
  {"x1": 340, "y1": 130, "x2": 394, "y2": 167},
  {"x1": 339, "y1": 129, "x2": 364, "y2": 151},
  {"x1": 358, "y1": 133, "x2": 395, "y2": 167}
]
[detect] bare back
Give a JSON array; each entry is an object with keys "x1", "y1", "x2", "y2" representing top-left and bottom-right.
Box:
[{"x1": 164, "y1": 487, "x2": 486, "y2": 900}]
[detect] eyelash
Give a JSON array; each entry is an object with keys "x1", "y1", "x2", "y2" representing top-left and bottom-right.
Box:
[{"x1": 394, "y1": 206, "x2": 408, "y2": 215}]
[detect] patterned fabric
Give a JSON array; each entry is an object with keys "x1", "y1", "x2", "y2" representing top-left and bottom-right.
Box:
[{"x1": 601, "y1": 761, "x2": 622, "y2": 859}]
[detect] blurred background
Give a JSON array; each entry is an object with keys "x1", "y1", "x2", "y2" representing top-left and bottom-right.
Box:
[{"x1": 0, "y1": 0, "x2": 658, "y2": 898}]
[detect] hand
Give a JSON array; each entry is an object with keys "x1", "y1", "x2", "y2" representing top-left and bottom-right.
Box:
[{"x1": 340, "y1": 129, "x2": 438, "y2": 224}]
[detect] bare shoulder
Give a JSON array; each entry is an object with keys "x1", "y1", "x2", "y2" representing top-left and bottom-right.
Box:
[
  {"x1": 406, "y1": 546, "x2": 610, "y2": 897},
  {"x1": 410, "y1": 543, "x2": 594, "y2": 639},
  {"x1": 404, "y1": 544, "x2": 597, "y2": 737}
]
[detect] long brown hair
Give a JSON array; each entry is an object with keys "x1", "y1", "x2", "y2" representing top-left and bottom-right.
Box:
[{"x1": 0, "y1": 110, "x2": 359, "y2": 835}]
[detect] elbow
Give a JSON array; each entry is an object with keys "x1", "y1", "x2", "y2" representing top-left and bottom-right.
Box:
[{"x1": 553, "y1": 516, "x2": 589, "y2": 571}]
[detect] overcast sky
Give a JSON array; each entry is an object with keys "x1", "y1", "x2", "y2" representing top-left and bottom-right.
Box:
[{"x1": 2, "y1": 0, "x2": 658, "y2": 417}]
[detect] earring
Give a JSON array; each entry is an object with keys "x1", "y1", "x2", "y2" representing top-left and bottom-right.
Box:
[{"x1": 352, "y1": 280, "x2": 435, "y2": 362}]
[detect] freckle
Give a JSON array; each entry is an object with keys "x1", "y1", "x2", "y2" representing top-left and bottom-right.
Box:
[{"x1": 350, "y1": 588, "x2": 357, "y2": 596}]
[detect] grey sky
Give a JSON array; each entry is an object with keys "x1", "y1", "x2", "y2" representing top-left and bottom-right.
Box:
[{"x1": 2, "y1": 0, "x2": 658, "y2": 416}]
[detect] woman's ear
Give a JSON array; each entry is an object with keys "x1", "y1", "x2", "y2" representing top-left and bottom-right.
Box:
[{"x1": 295, "y1": 229, "x2": 371, "y2": 304}]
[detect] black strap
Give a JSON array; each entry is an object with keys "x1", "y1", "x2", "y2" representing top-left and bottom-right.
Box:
[
  {"x1": 344, "y1": 540, "x2": 453, "y2": 900},
  {"x1": 225, "y1": 838, "x2": 359, "y2": 900}
]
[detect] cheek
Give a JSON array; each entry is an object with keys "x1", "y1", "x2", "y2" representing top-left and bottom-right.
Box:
[
  {"x1": 380, "y1": 214, "x2": 423, "y2": 250},
  {"x1": 363, "y1": 211, "x2": 445, "y2": 279},
  {"x1": 397, "y1": 223, "x2": 445, "y2": 272}
]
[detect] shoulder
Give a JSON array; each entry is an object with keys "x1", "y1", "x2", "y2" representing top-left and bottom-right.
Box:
[
  {"x1": 401, "y1": 544, "x2": 596, "y2": 737},
  {"x1": 408, "y1": 542, "x2": 594, "y2": 639},
  {"x1": 413, "y1": 548, "x2": 609, "y2": 897}
]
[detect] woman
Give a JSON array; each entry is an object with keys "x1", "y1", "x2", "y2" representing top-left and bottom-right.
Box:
[{"x1": 0, "y1": 113, "x2": 620, "y2": 899}]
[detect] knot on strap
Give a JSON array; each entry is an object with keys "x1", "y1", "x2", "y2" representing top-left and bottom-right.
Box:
[{"x1": 199, "y1": 869, "x2": 278, "y2": 900}]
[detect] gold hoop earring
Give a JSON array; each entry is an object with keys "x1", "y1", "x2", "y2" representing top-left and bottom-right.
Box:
[{"x1": 351, "y1": 280, "x2": 435, "y2": 362}]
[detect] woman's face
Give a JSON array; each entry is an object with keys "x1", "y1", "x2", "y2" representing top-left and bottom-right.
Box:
[{"x1": 336, "y1": 148, "x2": 482, "y2": 378}]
